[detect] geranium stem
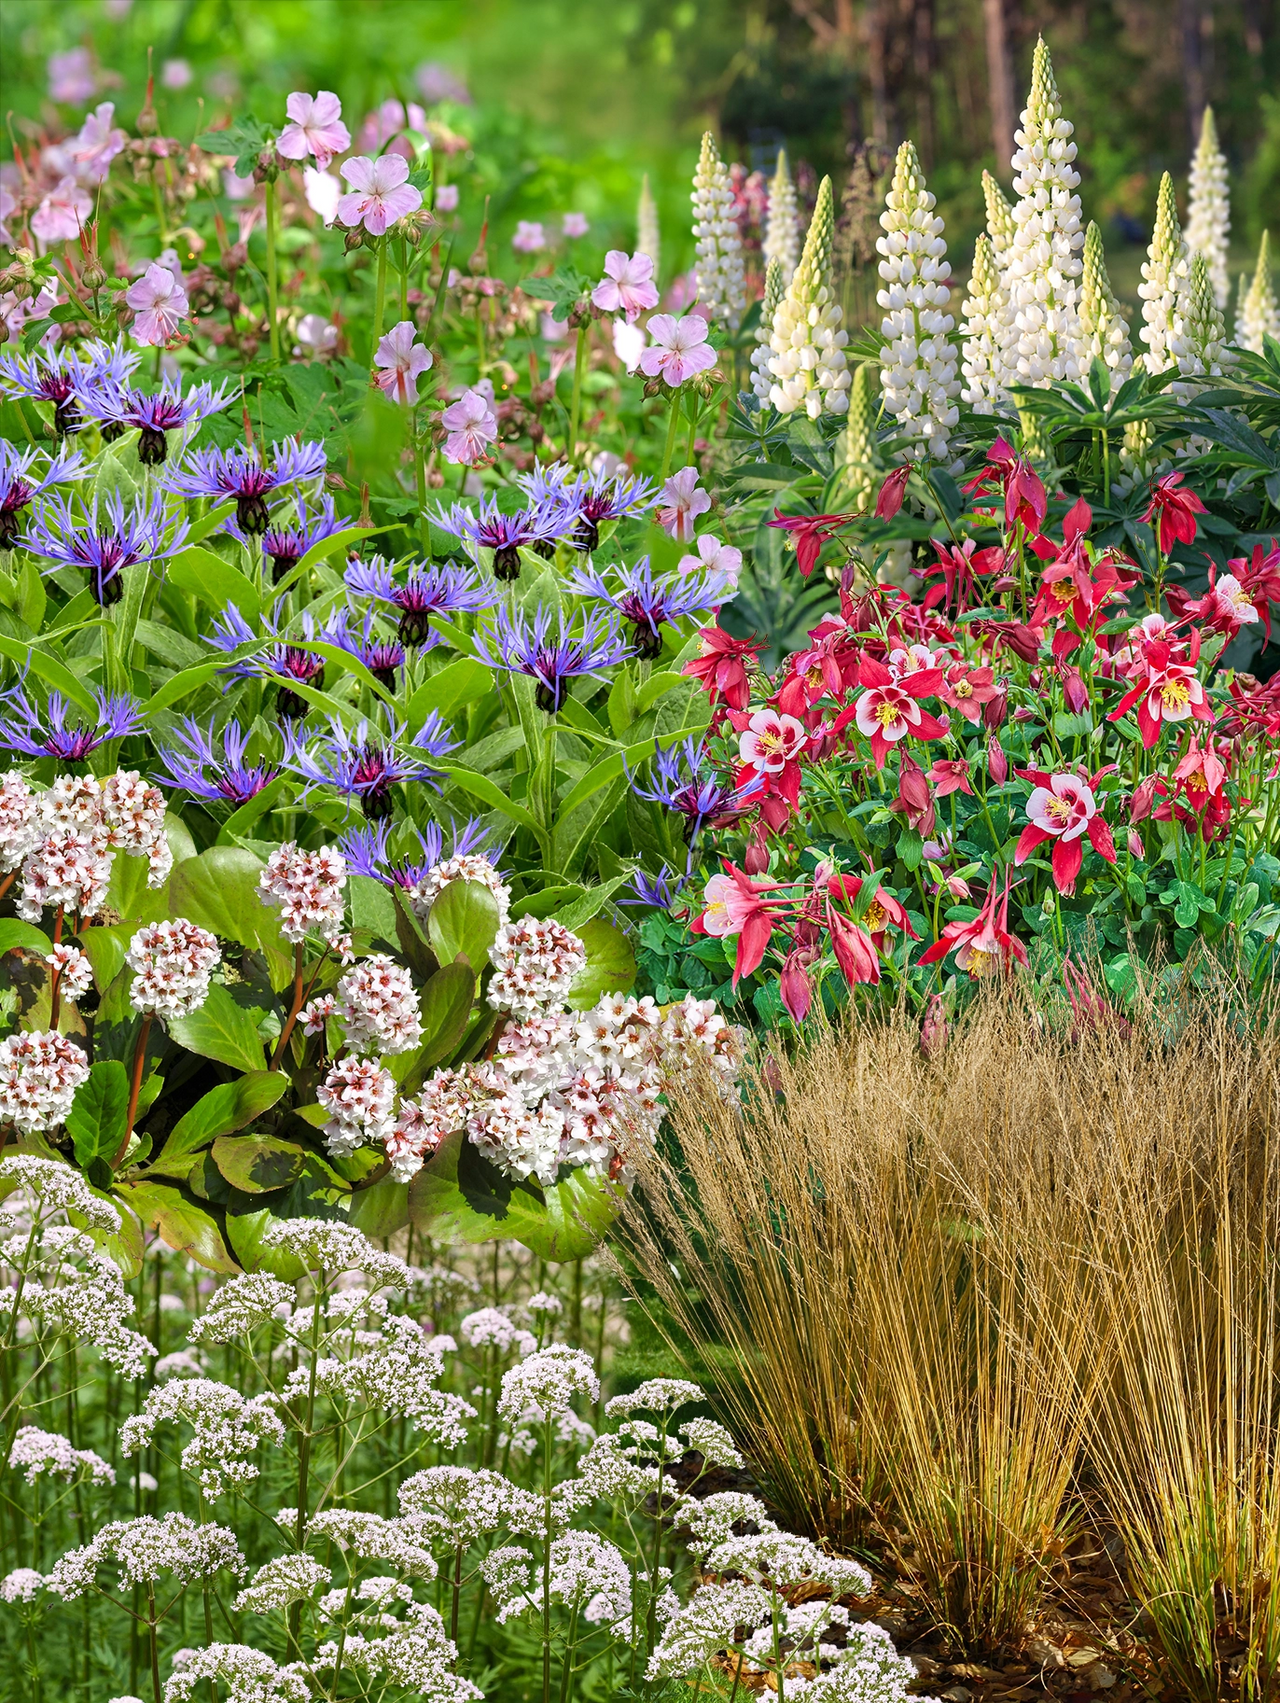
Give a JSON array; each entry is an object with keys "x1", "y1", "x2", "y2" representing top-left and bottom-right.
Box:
[
  {"x1": 265, "y1": 179, "x2": 281, "y2": 363},
  {"x1": 372, "y1": 240, "x2": 389, "y2": 370},
  {"x1": 568, "y1": 322, "x2": 588, "y2": 463},
  {"x1": 114, "y1": 1014, "x2": 153, "y2": 1168},
  {"x1": 660, "y1": 388, "x2": 681, "y2": 481}
]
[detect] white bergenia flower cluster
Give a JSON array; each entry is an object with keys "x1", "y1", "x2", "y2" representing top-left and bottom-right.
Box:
[
  {"x1": 46, "y1": 942, "x2": 94, "y2": 1001},
  {"x1": 335, "y1": 953, "x2": 422, "y2": 1055},
  {"x1": 487, "y1": 915, "x2": 586, "y2": 1019},
  {"x1": 258, "y1": 841, "x2": 348, "y2": 946},
  {"x1": 690, "y1": 130, "x2": 745, "y2": 329},
  {"x1": 317, "y1": 1055, "x2": 397, "y2": 1157},
  {"x1": 410, "y1": 852, "x2": 512, "y2": 928},
  {"x1": 876, "y1": 141, "x2": 958, "y2": 459},
  {"x1": 768, "y1": 174, "x2": 851, "y2": 419},
  {"x1": 127, "y1": 919, "x2": 221, "y2": 1022},
  {"x1": 8, "y1": 1425, "x2": 115, "y2": 1486},
  {"x1": 1185, "y1": 105, "x2": 1230, "y2": 310},
  {"x1": 10, "y1": 771, "x2": 170, "y2": 924},
  {"x1": 0, "y1": 1030, "x2": 89, "y2": 1134},
  {"x1": 120, "y1": 1379, "x2": 286, "y2": 1499}
]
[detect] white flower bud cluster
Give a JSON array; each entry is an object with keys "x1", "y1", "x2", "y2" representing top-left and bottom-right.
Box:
[
  {"x1": 497, "y1": 1344, "x2": 600, "y2": 1423},
  {"x1": 47, "y1": 942, "x2": 94, "y2": 1001},
  {"x1": 8, "y1": 1425, "x2": 115, "y2": 1486},
  {"x1": 691, "y1": 131, "x2": 745, "y2": 330},
  {"x1": 257, "y1": 1218, "x2": 408, "y2": 1288},
  {"x1": 1, "y1": 1213, "x2": 152, "y2": 1374},
  {"x1": 188, "y1": 1273, "x2": 295, "y2": 1345},
  {"x1": 45, "y1": 1513, "x2": 245, "y2": 1599},
  {"x1": 0, "y1": 1155, "x2": 119, "y2": 1229},
  {"x1": 959, "y1": 233, "x2": 1011, "y2": 413},
  {"x1": 458, "y1": 1306, "x2": 537, "y2": 1356},
  {"x1": 0, "y1": 1030, "x2": 89, "y2": 1134},
  {"x1": 750, "y1": 257, "x2": 786, "y2": 403},
  {"x1": 15, "y1": 825, "x2": 113, "y2": 923},
  {"x1": 335, "y1": 953, "x2": 422, "y2": 1055},
  {"x1": 120, "y1": 1378, "x2": 286, "y2": 1499},
  {"x1": 1, "y1": 1568, "x2": 45, "y2": 1602},
  {"x1": 0, "y1": 772, "x2": 37, "y2": 871},
  {"x1": 258, "y1": 841, "x2": 348, "y2": 945},
  {"x1": 487, "y1": 916, "x2": 587, "y2": 1020},
  {"x1": 1078, "y1": 220, "x2": 1133, "y2": 387},
  {"x1": 1185, "y1": 106, "x2": 1230, "y2": 310},
  {"x1": 232, "y1": 1553, "x2": 331, "y2": 1613},
  {"x1": 762, "y1": 148, "x2": 801, "y2": 283},
  {"x1": 876, "y1": 141, "x2": 958, "y2": 459},
  {"x1": 127, "y1": 919, "x2": 221, "y2": 1022},
  {"x1": 1182, "y1": 250, "x2": 1230, "y2": 381},
  {"x1": 410, "y1": 853, "x2": 511, "y2": 927},
  {"x1": 1138, "y1": 172, "x2": 1194, "y2": 376},
  {"x1": 317, "y1": 1055, "x2": 397, "y2": 1157},
  {"x1": 100, "y1": 770, "x2": 172, "y2": 886},
  {"x1": 770, "y1": 175, "x2": 851, "y2": 419},
  {"x1": 1002, "y1": 38, "x2": 1085, "y2": 386},
  {"x1": 305, "y1": 1509, "x2": 440, "y2": 1578},
  {"x1": 10, "y1": 771, "x2": 170, "y2": 923},
  {"x1": 398, "y1": 1464, "x2": 541, "y2": 1546}
]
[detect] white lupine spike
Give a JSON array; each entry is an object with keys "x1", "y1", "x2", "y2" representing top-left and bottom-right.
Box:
[
  {"x1": 1078, "y1": 221, "x2": 1133, "y2": 387},
  {"x1": 691, "y1": 132, "x2": 745, "y2": 330},
  {"x1": 762, "y1": 149, "x2": 801, "y2": 284},
  {"x1": 875, "y1": 140, "x2": 959, "y2": 459},
  {"x1": 768, "y1": 175, "x2": 851, "y2": 418},
  {"x1": 1138, "y1": 172, "x2": 1194, "y2": 376},
  {"x1": 1004, "y1": 37, "x2": 1086, "y2": 386},
  {"x1": 1240, "y1": 232, "x2": 1280, "y2": 354},
  {"x1": 1185, "y1": 106, "x2": 1230, "y2": 310},
  {"x1": 750, "y1": 258, "x2": 786, "y2": 403},
  {"x1": 637, "y1": 173, "x2": 660, "y2": 279},
  {"x1": 840, "y1": 362, "x2": 878, "y2": 509},
  {"x1": 1234, "y1": 270, "x2": 1250, "y2": 344},
  {"x1": 960, "y1": 233, "x2": 1011, "y2": 413},
  {"x1": 982, "y1": 170, "x2": 1017, "y2": 265},
  {"x1": 1183, "y1": 250, "x2": 1230, "y2": 377}
]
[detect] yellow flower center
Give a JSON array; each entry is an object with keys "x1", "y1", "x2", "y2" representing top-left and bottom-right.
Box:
[
  {"x1": 875, "y1": 700, "x2": 901, "y2": 728},
  {"x1": 1044, "y1": 794, "x2": 1074, "y2": 824},
  {"x1": 1158, "y1": 678, "x2": 1190, "y2": 711},
  {"x1": 864, "y1": 900, "x2": 887, "y2": 933}
]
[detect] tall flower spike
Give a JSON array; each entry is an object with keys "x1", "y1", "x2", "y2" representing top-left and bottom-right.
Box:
[
  {"x1": 691, "y1": 132, "x2": 745, "y2": 330},
  {"x1": 960, "y1": 233, "x2": 1011, "y2": 413},
  {"x1": 875, "y1": 143, "x2": 957, "y2": 458},
  {"x1": 1240, "y1": 232, "x2": 1280, "y2": 355},
  {"x1": 1185, "y1": 106, "x2": 1230, "y2": 310},
  {"x1": 637, "y1": 173, "x2": 660, "y2": 278},
  {"x1": 750, "y1": 258, "x2": 785, "y2": 404},
  {"x1": 762, "y1": 149, "x2": 801, "y2": 284},
  {"x1": 1183, "y1": 250, "x2": 1230, "y2": 379},
  {"x1": 1004, "y1": 37, "x2": 1085, "y2": 386},
  {"x1": 839, "y1": 363, "x2": 878, "y2": 510},
  {"x1": 1138, "y1": 172, "x2": 1193, "y2": 376},
  {"x1": 1078, "y1": 221, "x2": 1133, "y2": 388},
  {"x1": 982, "y1": 170, "x2": 1017, "y2": 267},
  {"x1": 769, "y1": 175, "x2": 851, "y2": 420}
]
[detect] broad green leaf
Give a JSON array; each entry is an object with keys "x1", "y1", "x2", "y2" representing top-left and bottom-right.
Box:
[
  {"x1": 426, "y1": 879, "x2": 500, "y2": 973},
  {"x1": 347, "y1": 1171, "x2": 410, "y2": 1237},
  {"x1": 162, "y1": 1071, "x2": 289, "y2": 1161},
  {"x1": 107, "y1": 850, "x2": 168, "y2": 924},
  {"x1": 515, "y1": 884, "x2": 587, "y2": 920},
  {"x1": 566, "y1": 917, "x2": 636, "y2": 1009},
  {"x1": 0, "y1": 633, "x2": 98, "y2": 715},
  {"x1": 211, "y1": 1134, "x2": 308, "y2": 1194},
  {"x1": 405, "y1": 658, "x2": 495, "y2": 733},
  {"x1": 304, "y1": 639, "x2": 395, "y2": 708},
  {"x1": 166, "y1": 546, "x2": 261, "y2": 622},
  {"x1": 555, "y1": 873, "x2": 634, "y2": 933},
  {"x1": 145, "y1": 660, "x2": 238, "y2": 717},
  {"x1": 168, "y1": 982, "x2": 267, "y2": 1073},
  {"x1": 350, "y1": 874, "x2": 399, "y2": 945},
  {"x1": 0, "y1": 920, "x2": 52, "y2": 955},
  {"x1": 500, "y1": 1166, "x2": 626, "y2": 1261},
  {"x1": 438, "y1": 762, "x2": 541, "y2": 834},
  {"x1": 66, "y1": 1061, "x2": 130, "y2": 1169},
  {"x1": 216, "y1": 776, "x2": 291, "y2": 845},
  {"x1": 76, "y1": 924, "x2": 137, "y2": 993},
  {"x1": 413, "y1": 962, "x2": 476, "y2": 1077},
  {"x1": 183, "y1": 499, "x2": 237, "y2": 545},
  {"x1": 271, "y1": 524, "x2": 387, "y2": 599},
  {"x1": 115, "y1": 1179, "x2": 239, "y2": 1273},
  {"x1": 224, "y1": 1193, "x2": 308, "y2": 1279},
  {"x1": 168, "y1": 847, "x2": 293, "y2": 989}
]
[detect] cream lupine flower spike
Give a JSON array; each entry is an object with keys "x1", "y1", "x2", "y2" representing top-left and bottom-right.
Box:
[
  {"x1": 839, "y1": 363, "x2": 913, "y2": 590},
  {"x1": 960, "y1": 233, "x2": 1011, "y2": 413},
  {"x1": 982, "y1": 169, "x2": 1017, "y2": 268},
  {"x1": 637, "y1": 173, "x2": 660, "y2": 279},
  {"x1": 875, "y1": 141, "x2": 958, "y2": 459},
  {"x1": 751, "y1": 258, "x2": 786, "y2": 403},
  {"x1": 763, "y1": 148, "x2": 801, "y2": 284},
  {"x1": 691, "y1": 132, "x2": 745, "y2": 330},
  {"x1": 1004, "y1": 37, "x2": 1085, "y2": 386},
  {"x1": 768, "y1": 175, "x2": 851, "y2": 418},
  {"x1": 1077, "y1": 220, "x2": 1133, "y2": 387},
  {"x1": 1240, "y1": 232, "x2": 1280, "y2": 355},
  {"x1": 1138, "y1": 171, "x2": 1193, "y2": 376},
  {"x1": 1183, "y1": 249, "x2": 1230, "y2": 378},
  {"x1": 1185, "y1": 106, "x2": 1230, "y2": 310}
]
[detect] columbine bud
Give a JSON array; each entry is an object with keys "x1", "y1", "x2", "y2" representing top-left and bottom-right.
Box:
[
  {"x1": 743, "y1": 823, "x2": 770, "y2": 876},
  {"x1": 920, "y1": 994, "x2": 948, "y2": 1060},
  {"x1": 1061, "y1": 667, "x2": 1089, "y2": 715},
  {"x1": 987, "y1": 735, "x2": 1008, "y2": 786},
  {"x1": 1130, "y1": 776, "x2": 1160, "y2": 823},
  {"x1": 1127, "y1": 829, "x2": 1144, "y2": 858},
  {"x1": 982, "y1": 681, "x2": 1009, "y2": 730}
]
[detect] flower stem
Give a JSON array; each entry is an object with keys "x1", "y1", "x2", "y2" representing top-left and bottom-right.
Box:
[
  {"x1": 371, "y1": 240, "x2": 389, "y2": 371},
  {"x1": 659, "y1": 388, "x2": 682, "y2": 481},
  {"x1": 271, "y1": 943, "x2": 307, "y2": 1068},
  {"x1": 568, "y1": 322, "x2": 588, "y2": 464},
  {"x1": 113, "y1": 1013, "x2": 153, "y2": 1169},
  {"x1": 264, "y1": 179, "x2": 281, "y2": 364},
  {"x1": 400, "y1": 234, "x2": 409, "y2": 322}
]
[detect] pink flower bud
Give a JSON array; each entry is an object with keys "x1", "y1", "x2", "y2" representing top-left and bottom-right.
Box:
[
  {"x1": 897, "y1": 753, "x2": 931, "y2": 814},
  {"x1": 743, "y1": 823, "x2": 770, "y2": 876},
  {"x1": 1130, "y1": 776, "x2": 1160, "y2": 823},
  {"x1": 920, "y1": 994, "x2": 948, "y2": 1060},
  {"x1": 1061, "y1": 668, "x2": 1090, "y2": 715},
  {"x1": 987, "y1": 735, "x2": 1008, "y2": 786},
  {"x1": 982, "y1": 681, "x2": 1009, "y2": 730},
  {"x1": 1127, "y1": 829, "x2": 1144, "y2": 858}
]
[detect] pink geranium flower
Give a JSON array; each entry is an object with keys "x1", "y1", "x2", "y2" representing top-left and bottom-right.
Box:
[
  {"x1": 678, "y1": 533, "x2": 742, "y2": 584},
  {"x1": 563, "y1": 212, "x2": 589, "y2": 238},
  {"x1": 278, "y1": 90, "x2": 351, "y2": 173},
  {"x1": 336, "y1": 154, "x2": 423, "y2": 236},
  {"x1": 591, "y1": 250, "x2": 659, "y2": 323},
  {"x1": 31, "y1": 178, "x2": 91, "y2": 245},
  {"x1": 69, "y1": 103, "x2": 126, "y2": 183},
  {"x1": 436, "y1": 185, "x2": 459, "y2": 212},
  {"x1": 373, "y1": 321, "x2": 434, "y2": 405},
  {"x1": 48, "y1": 48, "x2": 94, "y2": 105},
  {"x1": 440, "y1": 387, "x2": 497, "y2": 465},
  {"x1": 656, "y1": 467, "x2": 711, "y2": 542},
  {"x1": 639, "y1": 313, "x2": 716, "y2": 387},
  {"x1": 512, "y1": 221, "x2": 546, "y2": 253},
  {"x1": 125, "y1": 262, "x2": 189, "y2": 346},
  {"x1": 303, "y1": 168, "x2": 342, "y2": 223}
]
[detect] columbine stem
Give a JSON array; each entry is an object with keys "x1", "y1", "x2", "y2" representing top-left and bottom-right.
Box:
[
  {"x1": 659, "y1": 388, "x2": 682, "y2": 480},
  {"x1": 264, "y1": 179, "x2": 281, "y2": 364},
  {"x1": 371, "y1": 240, "x2": 389, "y2": 371},
  {"x1": 567, "y1": 322, "x2": 588, "y2": 463},
  {"x1": 113, "y1": 1014, "x2": 153, "y2": 1169}
]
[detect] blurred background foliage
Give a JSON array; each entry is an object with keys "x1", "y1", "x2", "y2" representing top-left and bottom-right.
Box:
[{"x1": 1, "y1": 0, "x2": 1277, "y2": 306}]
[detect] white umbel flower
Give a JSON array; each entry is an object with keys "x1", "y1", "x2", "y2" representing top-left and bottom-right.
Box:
[
  {"x1": 1185, "y1": 105, "x2": 1230, "y2": 310},
  {"x1": 770, "y1": 175, "x2": 851, "y2": 418},
  {"x1": 691, "y1": 132, "x2": 745, "y2": 330},
  {"x1": 637, "y1": 173, "x2": 660, "y2": 279},
  {"x1": 1078, "y1": 220, "x2": 1133, "y2": 387},
  {"x1": 875, "y1": 141, "x2": 958, "y2": 458},
  {"x1": 762, "y1": 147, "x2": 801, "y2": 283},
  {"x1": 1004, "y1": 37, "x2": 1085, "y2": 386},
  {"x1": 750, "y1": 258, "x2": 786, "y2": 403},
  {"x1": 960, "y1": 233, "x2": 1011, "y2": 412},
  {"x1": 1240, "y1": 232, "x2": 1280, "y2": 355},
  {"x1": 1138, "y1": 171, "x2": 1193, "y2": 375}
]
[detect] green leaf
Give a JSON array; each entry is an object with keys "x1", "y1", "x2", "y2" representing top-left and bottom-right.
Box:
[
  {"x1": 555, "y1": 872, "x2": 634, "y2": 932},
  {"x1": 502, "y1": 1166, "x2": 626, "y2": 1260},
  {"x1": 144, "y1": 660, "x2": 237, "y2": 717},
  {"x1": 163, "y1": 1071, "x2": 289, "y2": 1162},
  {"x1": 438, "y1": 762, "x2": 541, "y2": 834},
  {"x1": 76, "y1": 924, "x2": 136, "y2": 993},
  {"x1": 168, "y1": 847, "x2": 293, "y2": 989},
  {"x1": 168, "y1": 982, "x2": 267, "y2": 1074},
  {"x1": 107, "y1": 851, "x2": 168, "y2": 924},
  {"x1": 566, "y1": 918, "x2": 636, "y2": 1009},
  {"x1": 224, "y1": 1194, "x2": 308, "y2": 1279},
  {"x1": 405, "y1": 658, "x2": 495, "y2": 733},
  {"x1": 0, "y1": 920, "x2": 52, "y2": 955},
  {"x1": 350, "y1": 874, "x2": 399, "y2": 945},
  {"x1": 216, "y1": 776, "x2": 291, "y2": 846},
  {"x1": 347, "y1": 1172, "x2": 410, "y2": 1238},
  {"x1": 66, "y1": 1061, "x2": 130, "y2": 1169},
  {"x1": 303, "y1": 639, "x2": 396, "y2": 708},
  {"x1": 270, "y1": 524, "x2": 386, "y2": 599},
  {"x1": 412, "y1": 962, "x2": 476, "y2": 1077},
  {"x1": 211, "y1": 1134, "x2": 308, "y2": 1194},
  {"x1": 0, "y1": 633, "x2": 98, "y2": 715},
  {"x1": 426, "y1": 879, "x2": 500, "y2": 973},
  {"x1": 166, "y1": 547, "x2": 261, "y2": 623},
  {"x1": 115, "y1": 1180, "x2": 239, "y2": 1273}
]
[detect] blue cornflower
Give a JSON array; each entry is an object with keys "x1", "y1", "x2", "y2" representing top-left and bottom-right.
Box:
[
  {"x1": 320, "y1": 608, "x2": 406, "y2": 691},
  {"x1": 519, "y1": 465, "x2": 657, "y2": 551},
  {"x1": 0, "y1": 685, "x2": 142, "y2": 761},
  {"x1": 434, "y1": 495, "x2": 578, "y2": 579},
  {"x1": 627, "y1": 736, "x2": 763, "y2": 843},
  {"x1": 471, "y1": 605, "x2": 633, "y2": 712},
  {"x1": 164, "y1": 439, "x2": 327, "y2": 534},
  {"x1": 74, "y1": 374, "x2": 235, "y2": 465},
  {"x1": 204, "y1": 603, "x2": 327, "y2": 719},
  {"x1": 287, "y1": 711, "x2": 459, "y2": 821},
  {"x1": 152, "y1": 717, "x2": 292, "y2": 806},
  {"x1": 226, "y1": 494, "x2": 347, "y2": 585},
  {"x1": 620, "y1": 865, "x2": 691, "y2": 908},
  {"x1": 0, "y1": 443, "x2": 85, "y2": 548},
  {"x1": 21, "y1": 490, "x2": 189, "y2": 606},
  {"x1": 339, "y1": 816, "x2": 496, "y2": 890},
  {"x1": 569, "y1": 554, "x2": 732, "y2": 658},
  {"x1": 344, "y1": 555, "x2": 489, "y2": 647},
  {"x1": 0, "y1": 340, "x2": 138, "y2": 436}
]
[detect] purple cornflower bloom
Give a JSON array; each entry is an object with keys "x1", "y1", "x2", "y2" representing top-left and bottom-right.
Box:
[
  {"x1": 434, "y1": 496, "x2": 577, "y2": 579},
  {"x1": 288, "y1": 711, "x2": 459, "y2": 821},
  {"x1": 320, "y1": 608, "x2": 406, "y2": 691},
  {"x1": 152, "y1": 717, "x2": 290, "y2": 805},
  {"x1": 74, "y1": 374, "x2": 235, "y2": 465},
  {"x1": 0, "y1": 443, "x2": 85, "y2": 548},
  {"x1": 204, "y1": 604, "x2": 326, "y2": 719},
  {"x1": 471, "y1": 605, "x2": 633, "y2": 713},
  {"x1": 0, "y1": 684, "x2": 142, "y2": 761},
  {"x1": 627, "y1": 737, "x2": 763, "y2": 843},
  {"x1": 620, "y1": 865, "x2": 690, "y2": 908},
  {"x1": 569, "y1": 554, "x2": 732, "y2": 659},
  {"x1": 519, "y1": 465, "x2": 657, "y2": 552},
  {"x1": 344, "y1": 555, "x2": 489, "y2": 647},
  {"x1": 21, "y1": 490, "x2": 189, "y2": 606},
  {"x1": 226, "y1": 494, "x2": 346, "y2": 584},
  {"x1": 164, "y1": 439, "x2": 327, "y2": 534},
  {"x1": 0, "y1": 340, "x2": 137, "y2": 436},
  {"x1": 339, "y1": 816, "x2": 496, "y2": 889}
]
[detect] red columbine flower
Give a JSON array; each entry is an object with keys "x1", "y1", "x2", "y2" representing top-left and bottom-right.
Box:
[
  {"x1": 938, "y1": 661, "x2": 1001, "y2": 724},
  {"x1": 928, "y1": 757, "x2": 973, "y2": 797},
  {"x1": 874, "y1": 466, "x2": 911, "y2": 519},
  {"x1": 1177, "y1": 566, "x2": 1261, "y2": 638},
  {"x1": 1171, "y1": 739, "x2": 1227, "y2": 812},
  {"x1": 691, "y1": 862, "x2": 788, "y2": 985},
  {"x1": 852, "y1": 654, "x2": 949, "y2": 769},
  {"x1": 918, "y1": 867, "x2": 1028, "y2": 978},
  {"x1": 1143, "y1": 472, "x2": 1208, "y2": 554},
  {"x1": 920, "y1": 537, "x2": 1004, "y2": 613},
  {"x1": 1107, "y1": 631, "x2": 1215, "y2": 749},
  {"x1": 826, "y1": 872, "x2": 919, "y2": 949},
  {"x1": 767, "y1": 509, "x2": 857, "y2": 577},
  {"x1": 1014, "y1": 766, "x2": 1117, "y2": 895},
  {"x1": 682, "y1": 625, "x2": 758, "y2": 711}
]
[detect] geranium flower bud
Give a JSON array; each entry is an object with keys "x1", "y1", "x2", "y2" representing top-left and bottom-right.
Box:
[{"x1": 987, "y1": 735, "x2": 1008, "y2": 786}]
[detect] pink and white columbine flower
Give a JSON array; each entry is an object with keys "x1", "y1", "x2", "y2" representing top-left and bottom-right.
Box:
[
  {"x1": 512, "y1": 220, "x2": 546, "y2": 253},
  {"x1": 1107, "y1": 632, "x2": 1215, "y2": 749},
  {"x1": 591, "y1": 250, "x2": 658, "y2": 323},
  {"x1": 440, "y1": 387, "x2": 497, "y2": 465},
  {"x1": 277, "y1": 90, "x2": 351, "y2": 172},
  {"x1": 31, "y1": 178, "x2": 91, "y2": 246},
  {"x1": 124, "y1": 262, "x2": 189, "y2": 346},
  {"x1": 373, "y1": 320, "x2": 434, "y2": 404},
  {"x1": 1015, "y1": 767, "x2": 1117, "y2": 895},
  {"x1": 738, "y1": 708, "x2": 807, "y2": 774},
  {"x1": 336, "y1": 154, "x2": 423, "y2": 236},
  {"x1": 678, "y1": 533, "x2": 742, "y2": 585},
  {"x1": 852, "y1": 654, "x2": 950, "y2": 770},
  {"x1": 639, "y1": 313, "x2": 717, "y2": 387},
  {"x1": 656, "y1": 466, "x2": 711, "y2": 543}
]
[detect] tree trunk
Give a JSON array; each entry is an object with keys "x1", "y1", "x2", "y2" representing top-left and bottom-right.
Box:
[
  {"x1": 982, "y1": 0, "x2": 1016, "y2": 171},
  {"x1": 1179, "y1": 0, "x2": 1207, "y2": 151},
  {"x1": 864, "y1": 0, "x2": 892, "y2": 144}
]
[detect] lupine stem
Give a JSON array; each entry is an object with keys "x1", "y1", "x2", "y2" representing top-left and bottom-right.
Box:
[{"x1": 264, "y1": 179, "x2": 281, "y2": 364}]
